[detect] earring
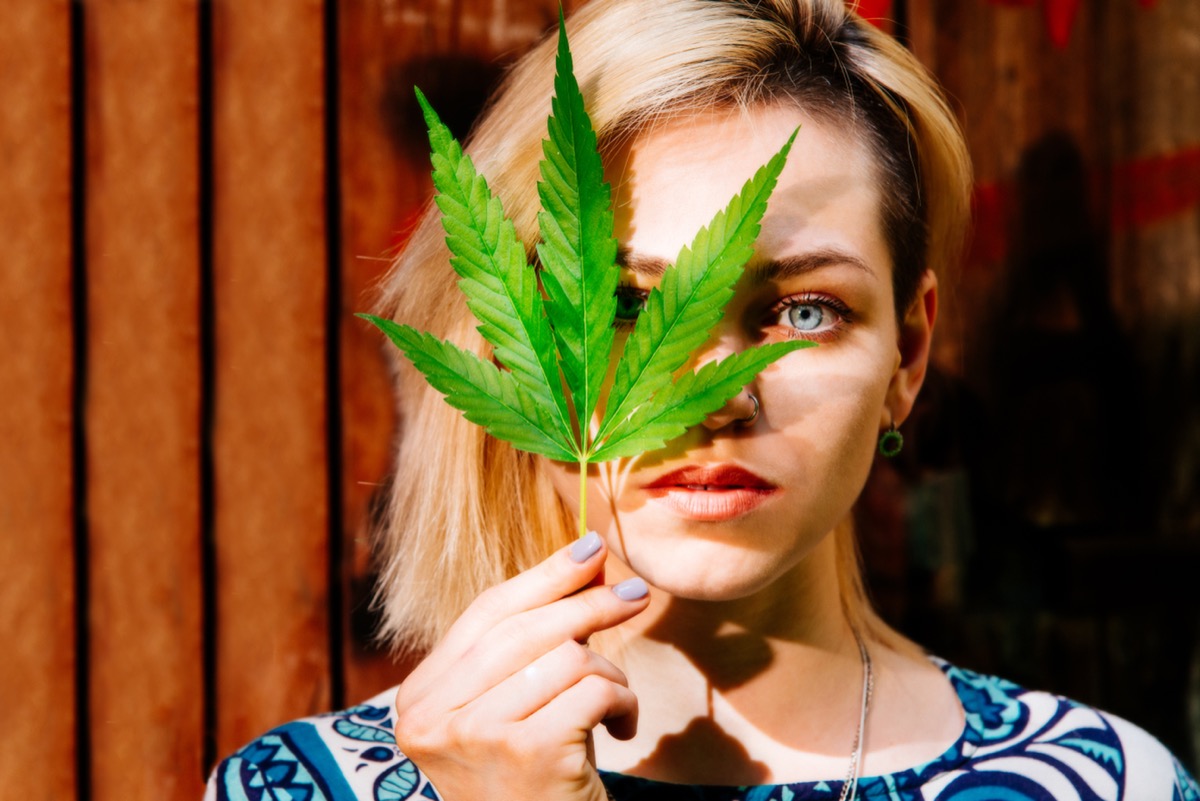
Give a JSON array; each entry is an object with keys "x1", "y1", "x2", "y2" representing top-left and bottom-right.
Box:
[
  {"x1": 735, "y1": 392, "x2": 760, "y2": 426},
  {"x1": 878, "y1": 421, "x2": 903, "y2": 458}
]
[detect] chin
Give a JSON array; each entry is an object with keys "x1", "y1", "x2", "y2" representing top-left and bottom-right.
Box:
[{"x1": 614, "y1": 536, "x2": 805, "y2": 602}]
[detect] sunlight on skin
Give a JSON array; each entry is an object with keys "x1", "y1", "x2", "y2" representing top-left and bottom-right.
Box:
[
  {"x1": 545, "y1": 102, "x2": 898, "y2": 602},
  {"x1": 540, "y1": 103, "x2": 963, "y2": 783}
]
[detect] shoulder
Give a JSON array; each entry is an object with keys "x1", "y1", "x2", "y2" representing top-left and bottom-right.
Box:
[
  {"x1": 929, "y1": 660, "x2": 1199, "y2": 800},
  {"x1": 204, "y1": 687, "x2": 441, "y2": 801}
]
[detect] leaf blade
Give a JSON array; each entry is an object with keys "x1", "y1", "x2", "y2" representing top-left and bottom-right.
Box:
[
  {"x1": 360, "y1": 314, "x2": 577, "y2": 462},
  {"x1": 594, "y1": 131, "x2": 798, "y2": 444},
  {"x1": 535, "y1": 19, "x2": 619, "y2": 441},
  {"x1": 416, "y1": 88, "x2": 577, "y2": 456},
  {"x1": 589, "y1": 340, "x2": 814, "y2": 462}
]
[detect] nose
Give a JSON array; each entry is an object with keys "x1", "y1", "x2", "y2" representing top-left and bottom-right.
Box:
[
  {"x1": 696, "y1": 328, "x2": 758, "y2": 431},
  {"x1": 703, "y1": 388, "x2": 759, "y2": 430}
]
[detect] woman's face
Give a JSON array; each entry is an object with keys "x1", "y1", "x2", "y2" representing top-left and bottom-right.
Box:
[{"x1": 545, "y1": 103, "x2": 934, "y2": 600}]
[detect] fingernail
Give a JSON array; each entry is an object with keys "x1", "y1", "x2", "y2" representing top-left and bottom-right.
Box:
[
  {"x1": 569, "y1": 531, "x2": 602, "y2": 563},
  {"x1": 612, "y1": 577, "x2": 649, "y2": 601}
]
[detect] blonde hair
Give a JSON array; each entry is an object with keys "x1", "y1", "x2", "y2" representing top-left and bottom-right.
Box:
[{"x1": 372, "y1": 0, "x2": 972, "y2": 654}]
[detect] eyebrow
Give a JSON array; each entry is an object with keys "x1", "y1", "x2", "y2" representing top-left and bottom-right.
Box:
[
  {"x1": 616, "y1": 247, "x2": 670, "y2": 277},
  {"x1": 748, "y1": 249, "x2": 876, "y2": 282},
  {"x1": 616, "y1": 246, "x2": 875, "y2": 281}
]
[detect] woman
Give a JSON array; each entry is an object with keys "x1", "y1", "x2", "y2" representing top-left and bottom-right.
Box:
[{"x1": 207, "y1": 1, "x2": 1198, "y2": 798}]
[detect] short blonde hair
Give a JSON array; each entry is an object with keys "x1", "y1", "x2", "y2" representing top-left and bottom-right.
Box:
[{"x1": 372, "y1": 0, "x2": 972, "y2": 654}]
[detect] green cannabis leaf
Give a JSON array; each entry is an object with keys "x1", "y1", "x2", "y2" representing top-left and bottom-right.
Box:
[
  {"x1": 360, "y1": 19, "x2": 814, "y2": 538},
  {"x1": 536, "y1": 19, "x2": 618, "y2": 445}
]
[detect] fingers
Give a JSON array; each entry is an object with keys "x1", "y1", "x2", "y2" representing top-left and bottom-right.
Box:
[
  {"x1": 530, "y1": 672, "x2": 640, "y2": 743},
  {"x1": 430, "y1": 577, "x2": 649, "y2": 710},
  {"x1": 479, "y1": 639, "x2": 630, "y2": 724},
  {"x1": 405, "y1": 533, "x2": 634, "y2": 701},
  {"x1": 440, "y1": 532, "x2": 608, "y2": 655},
  {"x1": 394, "y1": 670, "x2": 638, "y2": 799},
  {"x1": 389, "y1": 532, "x2": 647, "y2": 801}
]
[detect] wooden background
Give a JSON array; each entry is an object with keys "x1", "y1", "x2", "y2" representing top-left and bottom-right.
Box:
[{"x1": 2, "y1": 0, "x2": 1196, "y2": 797}]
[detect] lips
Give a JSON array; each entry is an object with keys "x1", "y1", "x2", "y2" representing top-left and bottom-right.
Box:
[
  {"x1": 642, "y1": 464, "x2": 777, "y2": 521},
  {"x1": 644, "y1": 465, "x2": 776, "y2": 491}
]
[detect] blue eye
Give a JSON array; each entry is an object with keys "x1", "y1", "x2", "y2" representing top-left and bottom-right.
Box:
[
  {"x1": 771, "y1": 293, "x2": 852, "y2": 341},
  {"x1": 787, "y1": 304, "x2": 824, "y2": 331}
]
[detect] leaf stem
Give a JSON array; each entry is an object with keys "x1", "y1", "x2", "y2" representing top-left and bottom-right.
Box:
[{"x1": 578, "y1": 457, "x2": 588, "y2": 540}]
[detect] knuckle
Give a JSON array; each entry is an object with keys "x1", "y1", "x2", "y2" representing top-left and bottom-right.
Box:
[
  {"x1": 508, "y1": 734, "x2": 543, "y2": 768},
  {"x1": 545, "y1": 551, "x2": 590, "y2": 594},
  {"x1": 443, "y1": 711, "x2": 482, "y2": 749},
  {"x1": 392, "y1": 707, "x2": 435, "y2": 755},
  {"x1": 470, "y1": 584, "x2": 507, "y2": 617},
  {"x1": 460, "y1": 618, "x2": 533, "y2": 676},
  {"x1": 443, "y1": 712, "x2": 511, "y2": 760},
  {"x1": 577, "y1": 672, "x2": 612, "y2": 697},
  {"x1": 559, "y1": 639, "x2": 592, "y2": 672},
  {"x1": 393, "y1": 683, "x2": 417, "y2": 715},
  {"x1": 573, "y1": 590, "x2": 612, "y2": 626},
  {"x1": 487, "y1": 616, "x2": 531, "y2": 652}
]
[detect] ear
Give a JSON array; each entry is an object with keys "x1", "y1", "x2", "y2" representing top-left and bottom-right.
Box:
[{"x1": 883, "y1": 270, "x2": 938, "y2": 428}]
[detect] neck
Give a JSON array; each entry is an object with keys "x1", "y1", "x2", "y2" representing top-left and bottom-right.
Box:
[{"x1": 594, "y1": 529, "x2": 871, "y2": 784}]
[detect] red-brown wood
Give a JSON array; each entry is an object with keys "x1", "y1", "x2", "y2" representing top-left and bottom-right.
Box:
[
  {"x1": 904, "y1": 0, "x2": 1199, "y2": 759},
  {"x1": 6, "y1": 0, "x2": 1199, "y2": 789},
  {"x1": 335, "y1": 0, "x2": 428, "y2": 705},
  {"x1": 211, "y1": 0, "x2": 333, "y2": 756},
  {"x1": 0, "y1": 2, "x2": 77, "y2": 798},
  {"x1": 916, "y1": 0, "x2": 1106, "y2": 369},
  {"x1": 83, "y1": 2, "x2": 206, "y2": 797},
  {"x1": 1098, "y1": 0, "x2": 1200, "y2": 539},
  {"x1": 336, "y1": 0, "x2": 584, "y2": 704}
]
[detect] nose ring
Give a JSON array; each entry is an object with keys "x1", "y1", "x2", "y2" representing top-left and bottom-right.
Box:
[{"x1": 735, "y1": 392, "x2": 760, "y2": 427}]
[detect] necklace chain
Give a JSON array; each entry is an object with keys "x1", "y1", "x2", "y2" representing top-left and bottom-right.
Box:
[
  {"x1": 603, "y1": 630, "x2": 873, "y2": 801},
  {"x1": 837, "y1": 629, "x2": 873, "y2": 801}
]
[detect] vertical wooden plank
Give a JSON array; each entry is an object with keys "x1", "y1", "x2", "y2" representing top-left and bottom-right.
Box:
[
  {"x1": 905, "y1": 0, "x2": 1200, "y2": 768},
  {"x1": 212, "y1": 0, "x2": 331, "y2": 753},
  {"x1": 336, "y1": 0, "x2": 578, "y2": 703},
  {"x1": 336, "y1": 0, "x2": 417, "y2": 703},
  {"x1": 454, "y1": 0, "x2": 563, "y2": 55},
  {"x1": 1098, "y1": 0, "x2": 1200, "y2": 543},
  {"x1": 905, "y1": 0, "x2": 938, "y2": 71},
  {"x1": 1102, "y1": 0, "x2": 1200, "y2": 319},
  {"x1": 83, "y1": 2, "x2": 204, "y2": 797},
  {"x1": 0, "y1": 2, "x2": 76, "y2": 798},
  {"x1": 919, "y1": 0, "x2": 1104, "y2": 375}
]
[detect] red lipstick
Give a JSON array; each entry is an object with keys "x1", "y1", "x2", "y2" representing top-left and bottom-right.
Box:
[{"x1": 642, "y1": 465, "x2": 778, "y2": 521}]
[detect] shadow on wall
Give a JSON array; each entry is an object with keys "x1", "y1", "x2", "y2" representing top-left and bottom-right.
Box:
[
  {"x1": 347, "y1": 52, "x2": 509, "y2": 655},
  {"x1": 381, "y1": 53, "x2": 509, "y2": 159},
  {"x1": 859, "y1": 131, "x2": 1200, "y2": 772}
]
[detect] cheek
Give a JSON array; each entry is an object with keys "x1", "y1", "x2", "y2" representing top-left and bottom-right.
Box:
[{"x1": 762, "y1": 351, "x2": 892, "y2": 471}]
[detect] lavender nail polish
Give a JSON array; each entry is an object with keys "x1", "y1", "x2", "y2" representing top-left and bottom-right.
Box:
[
  {"x1": 612, "y1": 577, "x2": 649, "y2": 601},
  {"x1": 569, "y1": 531, "x2": 602, "y2": 563}
]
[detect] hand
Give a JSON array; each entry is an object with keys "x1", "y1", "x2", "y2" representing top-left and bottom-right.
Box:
[{"x1": 392, "y1": 532, "x2": 650, "y2": 801}]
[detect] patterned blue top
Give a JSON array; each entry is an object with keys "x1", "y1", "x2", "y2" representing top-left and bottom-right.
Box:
[{"x1": 205, "y1": 661, "x2": 1199, "y2": 801}]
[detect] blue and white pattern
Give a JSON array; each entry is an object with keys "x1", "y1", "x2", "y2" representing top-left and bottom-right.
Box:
[
  {"x1": 208, "y1": 701, "x2": 441, "y2": 801},
  {"x1": 206, "y1": 662, "x2": 1198, "y2": 801}
]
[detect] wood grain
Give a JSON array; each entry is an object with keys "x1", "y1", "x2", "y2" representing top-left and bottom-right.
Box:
[
  {"x1": 211, "y1": 0, "x2": 332, "y2": 755},
  {"x1": 913, "y1": 0, "x2": 1199, "y2": 764},
  {"x1": 335, "y1": 0, "x2": 585, "y2": 703},
  {"x1": 336, "y1": 0, "x2": 418, "y2": 704},
  {"x1": 0, "y1": 2, "x2": 76, "y2": 797},
  {"x1": 83, "y1": 1, "x2": 205, "y2": 797},
  {"x1": 1098, "y1": 0, "x2": 1200, "y2": 545}
]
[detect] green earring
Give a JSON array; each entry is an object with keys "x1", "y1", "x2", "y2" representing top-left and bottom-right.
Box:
[{"x1": 878, "y1": 423, "x2": 903, "y2": 458}]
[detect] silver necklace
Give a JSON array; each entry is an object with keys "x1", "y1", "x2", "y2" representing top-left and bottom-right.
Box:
[
  {"x1": 604, "y1": 632, "x2": 874, "y2": 801},
  {"x1": 837, "y1": 630, "x2": 873, "y2": 801}
]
